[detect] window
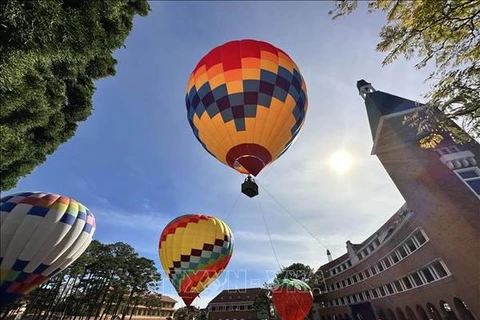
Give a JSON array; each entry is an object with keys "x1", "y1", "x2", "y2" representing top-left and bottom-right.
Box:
[
  {"x1": 342, "y1": 280, "x2": 346, "y2": 287},
  {"x1": 226, "y1": 306, "x2": 231, "y2": 311},
  {"x1": 352, "y1": 275, "x2": 358, "y2": 283},
  {"x1": 413, "y1": 230, "x2": 427, "y2": 245},
  {"x1": 347, "y1": 277, "x2": 352, "y2": 285},
  {"x1": 358, "y1": 272, "x2": 364, "y2": 281},
  {"x1": 247, "y1": 305, "x2": 252, "y2": 310},
  {"x1": 212, "y1": 307, "x2": 217, "y2": 311},
  {"x1": 371, "y1": 289, "x2": 378, "y2": 298},
  {"x1": 330, "y1": 284, "x2": 335, "y2": 291},
  {"x1": 397, "y1": 246, "x2": 407, "y2": 259},
  {"x1": 337, "y1": 282, "x2": 341, "y2": 289},
  {"x1": 421, "y1": 267, "x2": 435, "y2": 283},
  {"x1": 455, "y1": 167, "x2": 480, "y2": 197},
  {"x1": 377, "y1": 262, "x2": 384, "y2": 272},
  {"x1": 369, "y1": 244, "x2": 374, "y2": 252},
  {"x1": 219, "y1": 306, "x2": 224, "y2": 311},
  {"x1": 374, "y1": 239, "x2": 380, "y2": 247},
  {"x1": 405, "y1": 239, "x2": 417, "y2": 253},
  {"x1": 347, "y1": 261, "x2": 352, "y2": 267},
  {"x1": 402, "y1": 276, "x2": 413, "y2": 289},
  {"x1": 239, "y1": 306, "x2": 245, "y2": 310},
  {"x1": 385, "y1": 283, "x2": 395, "y2": 295},
  {"x1": 449, "y1": 145, "x2": 461, "y2": 153},
  {"x1": 411, "y1": 272, "x2": 424, "y2": 286},
  {"x1": 378, "y1": 286, "x2": 386, "y2": 296},
  {"x1": 391, "y1": 252, "x2": 399, "y2": 263},
  {"x1": 394, "y1": 280, "x2": 403, "y2": 292},
  {"x1": 383, "y1": 257, "x2": 391, "y2": 268},
  {"x1": 364, "y1": 269, "x2": 371, "y2": 278},
  {"x1": 431, "y1": 260, "x2": 448, "y2": 278},
  {"x1": 441, "y1": 147, "x2": 451, "y2": 154},
  {"x1": 365, "y1": 290, "x2": 371, "y2": 299},
  {"x1": 352, "y1": 295, "x2": 357, "y2": 303}
]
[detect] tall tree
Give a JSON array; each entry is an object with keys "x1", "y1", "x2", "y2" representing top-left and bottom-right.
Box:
[
  {"x1": 252, "y1": 287, "x2": 276, "y2": 320},
  {"x1": 0, "y1": 0, "x2": 150, "y2": 191},
  {"x1": 329, "y1": 0, "x2": 480, "y2": 148}
]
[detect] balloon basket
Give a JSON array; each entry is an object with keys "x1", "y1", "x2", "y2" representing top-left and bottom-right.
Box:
[{"x1": 241, "y1": 176, "x2": 258, "y2": 198}]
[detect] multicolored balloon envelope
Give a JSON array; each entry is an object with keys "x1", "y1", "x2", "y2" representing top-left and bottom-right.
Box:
[
  {"x1": 272, "y1": 279, "x2": 313, "y2": 320},
  {"x1": 0, "y1": 192, "x2": 96, "y2": 306},
  {"x1": 158, "y1": 214, "x2": 233, "y2": 306},
  {"x1": 185, "y1": 39, "x2": 308, "y2": 177}
]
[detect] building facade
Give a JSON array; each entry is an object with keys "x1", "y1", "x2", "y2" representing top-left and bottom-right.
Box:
[
  {"x1": 206, "y1": 288, "x2": 268, "y2": 320},
  {"x1": 312, "y1": 80, "x2": 480, "y2": 320},
  {"x1": 127, "y1": 294, "x2": 177, "y2": 320}
]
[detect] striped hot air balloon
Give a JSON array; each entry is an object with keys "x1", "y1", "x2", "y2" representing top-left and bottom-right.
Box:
[
  {"x1": 272, "y1": 279, "x2": 313, "y2": 320},
  {"x1": 0, "y1": 192, "x2": 96, "y2": 306},
  {"x1": 185, "y1": 39, "x2": 308, "y2": 178},
  {"x1": 158, "y1": 214, "x2": 233, "y2": 306}
]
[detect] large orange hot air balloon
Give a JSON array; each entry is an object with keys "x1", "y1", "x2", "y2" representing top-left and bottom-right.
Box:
[
  {"x1": 185, "y1": 39, "x2": 308, "y2": 196},
  {"x1": 272, "y1": 279, "x2": 313, "y2": 320},
  {"x1": 158, "y1": 214, "x2": 234, "y2": 306}
]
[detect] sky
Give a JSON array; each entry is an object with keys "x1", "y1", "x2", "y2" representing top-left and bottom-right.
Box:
[{"x1": 6, "y1": 1, "x2": 437, "y2": 309}]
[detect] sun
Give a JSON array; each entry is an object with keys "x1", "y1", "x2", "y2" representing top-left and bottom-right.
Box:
[{"x1": 329, "y1": 150, "x2": 353, "y2": 174}]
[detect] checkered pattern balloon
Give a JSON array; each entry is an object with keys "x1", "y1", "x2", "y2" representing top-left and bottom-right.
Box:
[
  {"x1": 0, "y1": 192, "x2": 96, "y2": 306},
  {"x1": 158, "y1": 214, "x2": 233, "y2": 306},
  {"x1": 186, "y1": 39, "x2": 308, "y2": 176}
]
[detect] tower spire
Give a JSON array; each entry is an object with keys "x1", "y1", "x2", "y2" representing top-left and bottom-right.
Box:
[
  {"x1": 357, "y1": 79, "x2": 376, "y2": 100},
  {"x1": 327, "y1": 249, "x2": 332, "y2": 262}
]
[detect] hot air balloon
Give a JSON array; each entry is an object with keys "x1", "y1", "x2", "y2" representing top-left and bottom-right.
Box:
[
  {"x1": 185, "y1": 39, "x2": 308, "y2": 197},
  {"x1": 271, "y1": 279, "x2": 313, "y2": 320},
  {"x1": 0, "y1": 192, "x2": 96, "y2": 306},
  {"x1": 158, "y1": 214, "x2": 233, "y2": 306}
]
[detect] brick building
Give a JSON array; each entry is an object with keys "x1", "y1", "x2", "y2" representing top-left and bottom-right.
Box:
[
  {"x1": 207, "y1": 288, "x2": 269, "y2": 320},
  {"x1": 312, "y1": 80, "x2": 479, "y2": 320}
]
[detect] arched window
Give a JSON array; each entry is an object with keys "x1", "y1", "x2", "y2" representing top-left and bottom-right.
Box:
[
  {"x1": 377, "y1": 309, "x2": 387, "y2": 320},
  {"x1": 405, "y1": 307, "x2": 417, "y2": 320},
  {"x1": 426, "y1": 303, "x2": 442, "y2": 320},
  {"x1": 387, "y1": 309, "x2": 397, "y2": 320},
  {"x1": 453, "y1": 297, "x2": 476, "y2": 320},
  {"x1": 440, "y1": 300, "x2": 459, "y2": 320},
  {"x1": 415, "y1": 305, "x2": 429, "y2": 320},
  {"x1": 396, "y1": 308, "x2": 407, "y2": 320}
]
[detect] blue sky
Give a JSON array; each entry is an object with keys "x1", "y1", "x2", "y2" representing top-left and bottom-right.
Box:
[{"x1": 6, "y1": 1, "x2": 436, "y2": 308}]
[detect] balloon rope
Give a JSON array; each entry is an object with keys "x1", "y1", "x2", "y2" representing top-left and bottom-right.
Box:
[
  {"x1": 257, "y1": 182, "x2": 335, "y2": 257},
  {"x1": 257, "y1": 183, "x2": 399, "y2": 309},
  {"x1": 257, "y1": 196, "x2": 282, "y2": 270},
  {"x1": 223, "y1": 191, "x2": 241, "y2": 223}
]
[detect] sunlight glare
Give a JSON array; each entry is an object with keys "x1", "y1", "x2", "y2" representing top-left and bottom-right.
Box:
[{"x1": 329, "y1": 150, "x2": 353, "y2": 174}]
